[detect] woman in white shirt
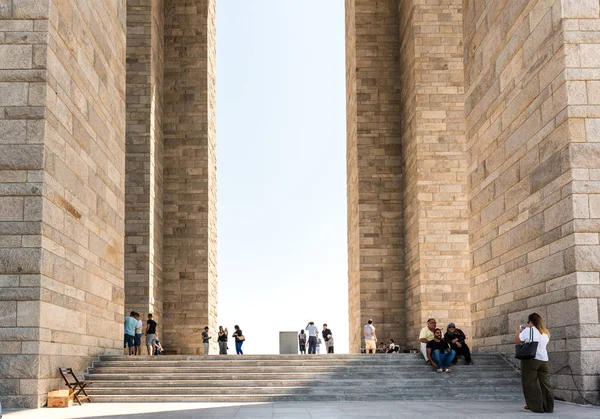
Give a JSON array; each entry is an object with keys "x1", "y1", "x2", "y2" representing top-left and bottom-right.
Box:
[{"x1": 514, "y1": 312, "x2": 553, "y2": 413}]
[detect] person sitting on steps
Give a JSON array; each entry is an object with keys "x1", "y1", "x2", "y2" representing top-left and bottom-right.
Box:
[
  {"x1": 419, "y1": 318, "x2": 436, "y2": 364},
  {"x1": 444, "y1": 322, "x2": 472, "y2": 365},
  {"x1": 426, "y1": 328, "x2": 456, "y2": 373}
]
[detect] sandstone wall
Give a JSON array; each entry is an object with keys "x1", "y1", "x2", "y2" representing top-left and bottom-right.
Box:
[
  {"x1": 0, "y1": 0, "x2": 126, "y2": 408},
  {"x1": 401, "y1": 0, "x2": 471, "y2": 346},
  {"x1": 346, "y1": 0, "x2": 405, "y2": 352},
  {"x1": 163, "y1": 0, "x2": 218, "y2": 354},
  {"x1": 465, "y1": 0, "x2": 600, "y2": 403},
  {"x1": 125, "y1": 0, "x2": 164, "y2": 323}
]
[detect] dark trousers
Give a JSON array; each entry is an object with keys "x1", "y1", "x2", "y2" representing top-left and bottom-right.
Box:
[
  {"x1": 299, "y1": 344, "x2": 306, "y2": 354},
  {"x1": 452, "y1": 343, "x2": 472, "y2": 363},
  {"x1": 219, "y1": 340, "x2": 228, "y2": 354},
  {"x1": 235, "y1": 341, "x2": 243, "y2": 355},
  {"x1": 520, "y1": 359, "x2": 554, "y2": 413},
  {"x1": 308, "y1": 336, "x2": 317, "y2": 354},
  {"x1": 328, "y1": 346, "x2": 334, "y2": 353}
]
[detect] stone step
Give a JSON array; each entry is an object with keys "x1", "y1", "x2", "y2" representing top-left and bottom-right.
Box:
[
  {"x1": 84, "y1": 393, "x2": 523, "y2": 402},
  {"x1": 86, "y1": 385, "x2": 523, "y2": 396},
  {"x1": 91, "y1": 359, "x2": 499, "y2": 367},
  {"x1": 87, "y1": 365, "x2": 510, "y2": 374},
  {"x1": 85, "y1": 371, "x2": 520, "y2": 381},
  {"x1": 98, "y1": 354, "x2": 503, "y2": 362},
  {"x1": 88, "y1": 377, "x2": 522, "y2": 388}
]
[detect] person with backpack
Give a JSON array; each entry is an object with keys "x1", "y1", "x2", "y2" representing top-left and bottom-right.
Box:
[{"x1": 233, "y1": 325, "x2": 245, "y2": 355}]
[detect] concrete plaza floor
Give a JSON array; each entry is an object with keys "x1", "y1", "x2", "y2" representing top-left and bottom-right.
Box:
[{"x1": 4, "y1": 401, "x2": 600, "y2": 418}]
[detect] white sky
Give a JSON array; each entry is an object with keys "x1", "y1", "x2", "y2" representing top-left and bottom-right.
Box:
[{"x1": 216, "y1": 0, "x2": 349, "y2": 354}]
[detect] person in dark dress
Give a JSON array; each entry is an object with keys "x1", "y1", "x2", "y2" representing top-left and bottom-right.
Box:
[{"x1": 444, "y1": 323, "x2": 472, "y2": 365}]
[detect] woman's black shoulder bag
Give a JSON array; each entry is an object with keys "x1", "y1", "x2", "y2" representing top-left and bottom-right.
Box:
[{"x1": 515, "y1": 327, "x2": 538, "y2": 360}]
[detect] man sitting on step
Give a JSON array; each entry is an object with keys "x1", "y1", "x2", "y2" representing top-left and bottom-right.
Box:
[
  {"x1": 426, "y1": 328, "x2": 456, "y2": 373},
  {"x1": 419, "y1": 318, "x2": 436, "y2": 363}
]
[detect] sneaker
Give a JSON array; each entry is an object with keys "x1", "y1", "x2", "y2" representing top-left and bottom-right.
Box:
[
  {"x1": 467, "y1": 362, "x2": 473, "y2": 365},
  {"x1": 523, "y1": 406, "x2": 531, "y2": 412},
  {"x1": 436, "y1": 368, "x2": 443, "y2": 373},
  {"x1": 445, "y1": 368, "x2": 452, "y2": 373}
]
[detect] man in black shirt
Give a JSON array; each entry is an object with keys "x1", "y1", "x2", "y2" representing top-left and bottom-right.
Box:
[
  {"x1": 426, "y1": 328, "x2": 456, "y2": 373},
  {"x1": 322, "y1": 324, "x2": 333, "y2": 353},
  {"x1": 145, "y1": 314, "x2": 158, "y2": 355}
]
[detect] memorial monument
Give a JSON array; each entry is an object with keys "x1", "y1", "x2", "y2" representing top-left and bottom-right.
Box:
[{"x1": 0, "y1": 0, "x2": 598, "y2": 408}]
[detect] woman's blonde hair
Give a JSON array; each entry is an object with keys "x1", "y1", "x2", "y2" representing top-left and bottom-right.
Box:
[{"x1": 528, "y1": 312, "x2": 550, "y2": 337}]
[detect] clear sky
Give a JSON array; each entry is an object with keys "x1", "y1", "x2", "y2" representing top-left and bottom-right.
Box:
[{"x1": 216, "y1": 0, "x2": 348, "y2": 354}]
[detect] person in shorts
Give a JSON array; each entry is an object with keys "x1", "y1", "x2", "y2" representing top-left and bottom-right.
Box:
[
  {"x1": 146, "y1": 313, "x2": 158, "y2": 355},
  {"x1": 134, "y1": 312, "x2": 143, "y2": 355},
  {"x1": 364, "y1": 319, "x2": 377, "y2": 354},
  {"x1": 124, "y1": 311, "x2": 137, "y2": 355}
]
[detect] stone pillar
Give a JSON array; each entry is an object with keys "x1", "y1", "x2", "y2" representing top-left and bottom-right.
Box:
[
  {"x1": 0, "y1": 0, "x2": 126, "y2": 408},
  {"x1": 464, "y1": 0, "x2": 600, "y2": 403},
  {"x1": 125, "y1": 0, "x2": 164, "y2": 323},
  {"x1": 346, "y1": 0, "x2": 405, "y2": 352},
  {"x1": 163, "y1": 0, "x2": 218, "y2": 355},
  {"x1": 400, "y1": 0, "x2": 471, "y2": 347}
]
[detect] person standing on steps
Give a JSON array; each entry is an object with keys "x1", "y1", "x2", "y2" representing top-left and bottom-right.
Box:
[
  {"x1": 363, "y1": 319, "x2": 377, "y2": 354},
  {"x1": 124, "y1": 311, "x2": 137, "y2": 356},
  {"x1": 306, "y1": 321, "x2": 318, "y2": 354},
  {"x1": 419, "y1": 318, "x2": 436, "y2": 363},
  {"x1": 322, "y1": 324, "x2": 332, "y2": 353},
  {"x1": 218, "y1": 326, "x2": 228, "y2": 355},
  {"x1": 515, "y1": 313, "x2": 553, "y2": 413},
  {"x1": 202, "y1": 326, "x2": 211, "y2": 355},
  {"x1": 444, "y1": 322, "x2": 472, "y2": 365},
  {"x1": 298, "y1": 329, "x2": 307, "y2": 354},
  {"x1": 316, "y1": 333, "x2": 322, "y2": 354},
  {"x1": 133, "y1": 312, "x2": 143, "y2": 355},
  {"x1": 233, "y1": 325, "x2": 245, "y2": 354},
  {"x1": 146, "y1": 313, "x2": 158, "y2": 355},
  {"x1": 426, "y1": 328, "x2": 456, "y2": 373}
]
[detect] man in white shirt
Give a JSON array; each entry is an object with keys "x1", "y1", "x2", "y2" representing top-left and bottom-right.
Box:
[
  {"x1": 419, "y1": 318, "x2": 436, "y2": 362},
  {"x1": 364, "y1": 319, "x2": 377, "y2": 354},
  {"x1": 306, "y1": 322, "x2": 318, "y2": 354}
]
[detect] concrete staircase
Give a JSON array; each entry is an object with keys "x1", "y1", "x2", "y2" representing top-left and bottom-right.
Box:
[{"x1": 84, "y1": 354, "x2": 523, "y2": 402}]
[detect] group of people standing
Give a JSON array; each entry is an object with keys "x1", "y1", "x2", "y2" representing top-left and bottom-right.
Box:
[
  {"x1": 123, "y1": 312, "x2": 162, "y2": 355},
  {"x1": 205, "y1": 325, "x2": 245, "y2": 355},
  {"x1": 298, "y1": 322, "x2": 334, "y2": 354}
]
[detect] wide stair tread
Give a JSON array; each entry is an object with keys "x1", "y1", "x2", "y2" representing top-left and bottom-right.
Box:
[{"x1": 84, "y1": 354, "x2": 522, "y2": 402}]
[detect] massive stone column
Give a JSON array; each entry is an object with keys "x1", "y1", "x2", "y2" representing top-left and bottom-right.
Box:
[
  {"x1": 0, "y1": 0, "x2": 126, "y2": 408},
  {"x1": 163, "y1": 0, "x2": 218, "y2": 354},
  {"x1": 399, "y1": 0, "x2": 471, "y2": 346},
  {"x1": 465, "y1": 0, "x2": 600, "y2": 403},
  {"x1": 125, "y1": 0, "x2": 164, "y2": 323},
  {"x1": 346, "y1": 0, "x2": 405, "y2": 352}
]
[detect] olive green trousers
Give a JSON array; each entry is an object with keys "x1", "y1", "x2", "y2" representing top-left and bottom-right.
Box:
[{"x1": 520, "y1": 358, "x2": 554, "y2": 413}]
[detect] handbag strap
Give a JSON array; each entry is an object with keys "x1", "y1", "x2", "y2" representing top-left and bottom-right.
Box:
[{"x1": 528, "y1": 327, "x2": 536, "y2": 343}]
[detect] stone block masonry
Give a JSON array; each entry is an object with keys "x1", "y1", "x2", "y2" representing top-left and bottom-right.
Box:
[
  {"x1": 346, "y1": 0, "x2": 405, "y2": 352},
  {"x1": 163, "y1": 0, "x2": 218, "y2": 355},
  {"x1": 125, "y1": 0, "x2": 164, "y2": 328},
  {"x1": 0, "y1": 0, "x2": 126, "y2": 408},
  {"x1": 400, "y1": 0, "x2": 471, "y2": 347}
]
